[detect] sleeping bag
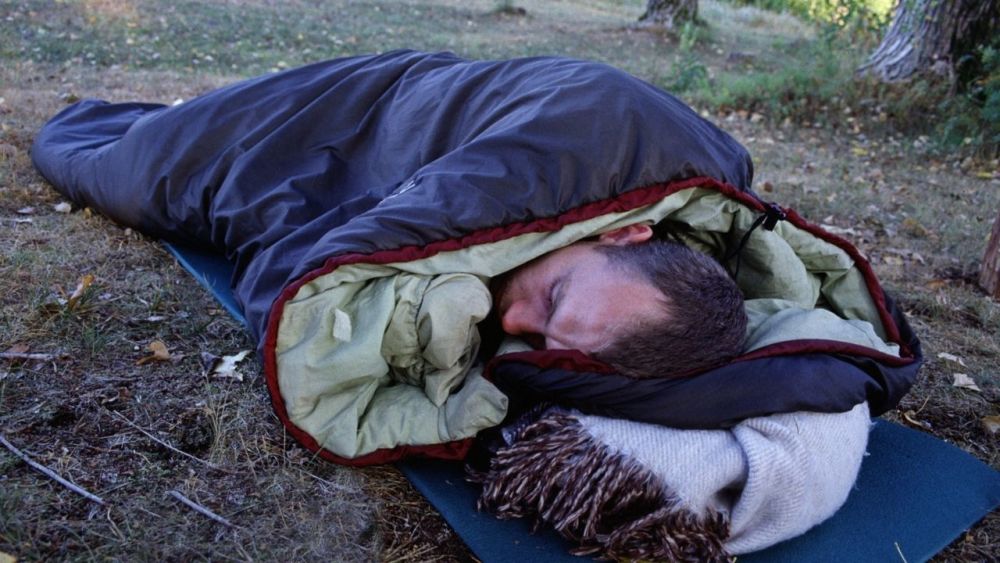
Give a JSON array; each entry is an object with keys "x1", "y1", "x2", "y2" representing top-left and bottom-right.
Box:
[{"x1": 32, "y1": 50, "x2": 922, "y2": 558}]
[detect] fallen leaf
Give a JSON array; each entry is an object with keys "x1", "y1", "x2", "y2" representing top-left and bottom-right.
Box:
[
  {"x1": 66, "y1": 274, "x2": 95, "y2": 311},
  {"x1": 820, "y1": 224, "x2": 858, "y2": 236},
  {"x1": 900, "y1": 217, "x2": 929, "y2": 237},
  {"x1": 203, "y1": 350, "x2": 252, "y2": 381},
  {"x1": 100, "y1": 386, "x2": 131, "y2": 406},
  {"x1": 137, "y1": 340, "x2": 171, "y2": 365},
  {"x1": 926, "y1": 279, "x2": 948, "y2": 290},
  {"x1": 1, "y1": 550, "x2": 17, "y2": 563},
  {"x1": 4, "y1": 343, "x2": 29, "y2": 355},
  {"x1": 982, "y1": 415, "x2": 1000, "y2": 435},
  {"x1": 937, "y1": 352, "x2": 967, "y2": 366},
  {"x1": 952, "y1": 373, "x2": 981, "y2": 392},
  {"x1": 54, "y1": 201, "x2": 72, "y2": 213}
]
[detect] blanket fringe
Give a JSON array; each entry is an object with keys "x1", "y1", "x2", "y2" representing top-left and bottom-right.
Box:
[{"x1": 469, "y1": 412, "x2": 730, "y2": 562}]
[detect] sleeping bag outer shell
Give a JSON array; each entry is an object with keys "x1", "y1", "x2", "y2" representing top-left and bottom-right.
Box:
[{"x1": 30, "y1": 50, "x2": 922, "y2": 466}]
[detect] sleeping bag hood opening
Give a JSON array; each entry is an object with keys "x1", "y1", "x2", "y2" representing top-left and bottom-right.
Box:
[{"x1": 264, "y1": 177, "x2": 920, "y2": 465}]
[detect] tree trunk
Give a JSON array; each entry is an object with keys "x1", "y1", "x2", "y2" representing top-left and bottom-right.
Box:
[
  {"x1": 639, "y1": 0, "x2": 698, "y2": 30},
  {"x1": 857, "y1": 0, "x2": 1000, "y2": 82},
  {"x1": 980, "y1": 212, "x2": 1000, "y2": 299}
]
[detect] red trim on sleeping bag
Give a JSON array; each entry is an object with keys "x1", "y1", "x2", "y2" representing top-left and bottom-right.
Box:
[
  {"x1": 485, "y1": 350, "x2": 619, "y2": 378},
  {"x1": 738, "y1": 339, "x2": 912, "y2": 366},
  {"x1": 262, "y1": 177, "x2": 917, "y2": 465}
]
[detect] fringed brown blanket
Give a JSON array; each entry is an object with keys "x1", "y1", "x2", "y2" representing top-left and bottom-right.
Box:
[
  {"x1": 472, "y1": 404, "x2": 871, "y2": 559},
  {"x1": 472, "y1": 412, "x2": 730, "y2": 562}
]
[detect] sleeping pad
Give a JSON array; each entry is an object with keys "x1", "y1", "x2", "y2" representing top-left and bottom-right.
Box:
[{"x1": 32, "y1": 50, "x2": 922, "y2": 558}]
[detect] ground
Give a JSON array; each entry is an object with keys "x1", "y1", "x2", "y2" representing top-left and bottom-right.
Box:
[{"x1": 1, "y1": 0, "x2": 997, "y2": 561}]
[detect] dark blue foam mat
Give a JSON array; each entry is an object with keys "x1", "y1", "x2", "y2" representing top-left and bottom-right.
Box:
[
  {"x1": 164, "y1": 243, "x2": 247, "y2": 326},
  {"x1": 163, "y1": 242, "x2": 1000, "y2": 562},
  {"x1": 401, "y1": 421, "x2": 1000, "y2": 563}
]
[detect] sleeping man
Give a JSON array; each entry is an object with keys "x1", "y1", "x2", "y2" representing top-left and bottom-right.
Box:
[
  {"x1": 32, "y1": 50, "x2": 921, "y2": 559},
  {"x1": 491, "y1": 223, "x2": 747, "y2": 378}
]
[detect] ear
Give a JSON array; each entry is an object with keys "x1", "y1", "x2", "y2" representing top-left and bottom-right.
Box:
[{"x1": 596, "y1": 224, "x2": 653, "y2": 246}]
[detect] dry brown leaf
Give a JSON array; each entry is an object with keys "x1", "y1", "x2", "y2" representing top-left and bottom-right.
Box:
[
  {"x1": 900, "y1": 217, "x2": 929, "y2": 237},
  {"x1": 137, "y1": 340, "x2": 171, "y2": 365},
  {"x1": 4, "y1": 343, "x2": 29, "y2": 355},
  {"x1": 66, "y1": 274, "x2": 95, "y2": 311},
  {"x1": 981, "y1": 415, "x2": 1000, "y2": 435},
  {"x1": 926, "y1": 279, "x2": 948, "y2": 290},
  {"x1": 952, "y1": 373, "x2": 981, "y2": 392}
]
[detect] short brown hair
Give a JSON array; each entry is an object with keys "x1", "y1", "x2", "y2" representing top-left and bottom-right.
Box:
[{"x1": 594, "y1": 240, "x2": 747, "y2": 378}]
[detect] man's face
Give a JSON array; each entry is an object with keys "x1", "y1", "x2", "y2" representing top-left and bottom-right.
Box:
[{"x1": 493, "y1": 234, "x2": 666, "y2": 354}]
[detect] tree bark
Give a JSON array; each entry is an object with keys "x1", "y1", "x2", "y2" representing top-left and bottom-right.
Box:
[
  {"x1": 980, "y1": 212, "x2": 1000, "y2": 299},
  {"x1": 857, "y1": 0, "x2": 1000, "y2": 82},
  {"x1": 639, "y1": 0, "x2": 698, "y2": 30}
]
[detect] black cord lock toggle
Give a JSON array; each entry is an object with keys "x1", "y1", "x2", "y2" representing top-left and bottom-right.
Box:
[
  {"x1": 762, "y1": 202, "x2": 786, "y2": 231},
  {"x1": 724, "y1": 201, "x2": 788, "y2": 280}
]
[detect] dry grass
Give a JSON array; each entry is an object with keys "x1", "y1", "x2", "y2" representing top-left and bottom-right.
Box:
[{"x1": 1, "y1": 0, "x2": 998, "y2": 561}]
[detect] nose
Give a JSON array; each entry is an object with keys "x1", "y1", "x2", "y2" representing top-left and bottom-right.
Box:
[{"x1": 500, "y1": 299, "x2": 545, "y2": 337}]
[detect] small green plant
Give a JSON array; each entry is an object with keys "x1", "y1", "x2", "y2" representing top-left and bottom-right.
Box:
[
  {"x1": 938, "y1": 39, "x2": 1000, "y2": 157},
  {"x1": 494, "y1": 0, "x2": 527, "y2": 16},
  {"x1": 665, "y1": 22, "x2": 711, "y2": 93},
  {"x1": 80, "y1": 323, "x2": 111, "y2": 358},
  {"x1": 666, "y1": 56, "x2": 711, "y2": 93}
]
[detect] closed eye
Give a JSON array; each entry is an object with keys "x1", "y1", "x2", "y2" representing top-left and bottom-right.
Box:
[{"x1": 545, "y1": 275, "x2": 566, "y2": 324}]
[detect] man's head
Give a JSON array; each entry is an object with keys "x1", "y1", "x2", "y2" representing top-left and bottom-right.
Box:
[{"x1": 493, "y1": 224, "x2": 747, "y2": 378}]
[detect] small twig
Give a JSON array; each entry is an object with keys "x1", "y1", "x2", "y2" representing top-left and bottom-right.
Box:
[
  {"x1": 0, "y1": 352, "x2": 59, "y2": 362},
  {"x1": 0, "y1": 434, "x2": 106, "y2": 505},
  {"x1": 894, "y1": 541, "x2": 909, "y2": 563},
  {"x1": 108, "y1": 410, "x2": 233, "y2": 473},
  {"x1": 294, "y1": 466, "x2": 355, "y2": 493},
  {"x1": 167, "y1": 490, "x2": 236, "y2": 528}
]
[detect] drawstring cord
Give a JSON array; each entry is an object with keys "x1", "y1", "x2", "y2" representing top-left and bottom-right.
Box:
[{"x1": 724, "y1": 202, "x2": 787, "y2": 280}]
